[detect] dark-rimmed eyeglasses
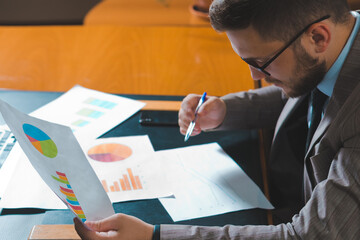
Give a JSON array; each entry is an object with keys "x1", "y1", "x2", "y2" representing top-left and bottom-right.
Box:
[{"x1": 241, "y1": 15, "x2": 331, "y2": 76}]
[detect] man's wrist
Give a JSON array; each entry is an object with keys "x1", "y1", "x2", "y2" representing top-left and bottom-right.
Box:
[{"x1": 152, "y1": 224, "x2": 160, "y2": 240}]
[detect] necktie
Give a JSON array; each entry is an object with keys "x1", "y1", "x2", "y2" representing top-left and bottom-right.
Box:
[{"x1": 305, "y1": 88, "x2": 328, "y2": 152}]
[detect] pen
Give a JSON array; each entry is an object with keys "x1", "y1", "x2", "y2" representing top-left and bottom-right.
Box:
[{"x1": 184, "y1": 92, "x2": 207, "y2": 142}]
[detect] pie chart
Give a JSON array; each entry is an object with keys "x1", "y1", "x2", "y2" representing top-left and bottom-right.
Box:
[
  {"x1": 87, "y1": 143, "x2": 132, "y2": 162},
  {"x1": 23, "y1": 123, "x2": 58, "y2": 158}
]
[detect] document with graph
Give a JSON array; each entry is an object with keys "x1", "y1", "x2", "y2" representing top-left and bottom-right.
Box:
[
  {"x1": 84, "y1": 136, "x2": 173, "y2": 203},
  {"x1": 31, "y1": 85, "x2": 145, "y2": 140},
  {"x1": 158, "y1": 143, "x2": 274, "y2": 222},
  {"x1": 0, "y1": 99, "x2": 114, "y2": 221}
]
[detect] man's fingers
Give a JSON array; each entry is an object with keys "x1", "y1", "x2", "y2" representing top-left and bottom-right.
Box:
[
  {"x1": 74, "y1": 217, "x2": 96, "y2": 240},
  {"x1": 179, "y1": 126, "x2": 187, "y2": 135},
  {"x1": 86, "y1": 214, "x2": 123, "y2": 232},
  {"x1": 179, "y1": 94, "x2": 201, "y2": 120},
  {"x1": 191, "y1": 127, "x2": 201, "y2": 136},
  {"x1": 179, "y1": 93, "x2": 214, "y2": 136}
]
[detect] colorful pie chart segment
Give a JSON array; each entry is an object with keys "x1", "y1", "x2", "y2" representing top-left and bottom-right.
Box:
[
  {"x1": 88, "y1": 143, "x2": 132, "y2": 162},
  {"x1": 23, "y1": 123, "x2": 58, "y2": 158}
]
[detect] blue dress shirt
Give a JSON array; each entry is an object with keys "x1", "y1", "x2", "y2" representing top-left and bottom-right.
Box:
[{"x1": 317, "y1": 11, "x2": 360, "y2": 97}]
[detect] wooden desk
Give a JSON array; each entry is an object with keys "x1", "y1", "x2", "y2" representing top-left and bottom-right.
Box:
[
  {"x1": 84, "y1": 0, "x2": 210, "y2": 26},
  {"x1": 0, "y1": 25, "x2": 253, "y2": 96},
  {"x1": 29, "y1": 225, "x2": 79, "y2": 240}
]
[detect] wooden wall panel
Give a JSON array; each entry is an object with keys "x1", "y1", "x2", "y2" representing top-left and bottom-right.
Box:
[{"x1": 0, "y1": 25, "x2": 254, "y2": 96}]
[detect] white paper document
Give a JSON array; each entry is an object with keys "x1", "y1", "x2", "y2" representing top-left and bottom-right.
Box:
[
  {"x1": 158, "y1": 143, "x2": 274, "y2": 222},
  {"x1": 31, "y1": 85, "x2": 145, "y2": 139},
  {"x1": 0, "y1": 100, "x2": 114, "y2": 221},
  {"x1": 0, "y1": 125, "x2": 16, "y2": 169},
  {"x1": 0, "y1": 125, "x2": 17, "y2": 197},
  {"x1": 0, "y1": 143, "x2": 21, "y2": 198},
  {"x1": 1, "y1": 135, "x2": 173, "y2": 209},
  {"x1": 0, "y1": 151, "x2": 70, "y2": 209},
  {"x1": 84, "y1": 136, "x2": 173, "y2": 202}
]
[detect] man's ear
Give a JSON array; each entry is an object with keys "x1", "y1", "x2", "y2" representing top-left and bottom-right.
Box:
[{"x1": 306, "y1": 23, "x2": 331, "y2": 53}]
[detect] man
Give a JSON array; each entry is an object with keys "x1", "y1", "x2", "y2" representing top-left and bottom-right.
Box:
[{"x1": 74, "y1": 0, "x2": 360, "y2": 238}]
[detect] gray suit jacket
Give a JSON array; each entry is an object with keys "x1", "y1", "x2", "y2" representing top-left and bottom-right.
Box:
[{"x1": 160, "y1": 21, "x2": 360, "y2": 240}]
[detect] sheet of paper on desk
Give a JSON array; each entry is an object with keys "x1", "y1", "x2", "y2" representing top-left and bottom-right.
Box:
[
  {"x1": 0, "y1": 100, "x2": 115, "y2": 221},
  {"x1": 0, "y1": 142, "x2": 21, "y2": 198},
  {"x1": 0, "y1": 125, "x2": 16, "y2": 169},
  {"x1": 0, "y1": 150, "x2": 66, "y2": 209},
  {"x1": 158, "y1": 143, "x2": 274, "y2": 222},
  {"x1": 0, "y1": 124, "x2": 17, "y2": 197},
  {"x1": 31, "y1": 85, "x2": 145, "y2": 140},
  {"x1": 84, "y1": 136, "x2": 173, "y2": 203},
  {"x1": 1, "y1": 135, "x2": 172, "y2": 209}
]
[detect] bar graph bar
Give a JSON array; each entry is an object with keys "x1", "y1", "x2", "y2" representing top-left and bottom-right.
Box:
[
  {"x1": 135, "y1": 176, "x2": 143, "y2": 189},
  {"x1": 127, "y1": 168, "x2": 138, "y2": 190},
  {"x1": 123, "y1": 174, "x2": 131, "y2": 190},
  {"x1": 101, "y1": 180, "x2": 108, "y2": 192},
  {"x1": 120, "y1": 179, "x2": 126, "y2": 191},
  {"x1": 114, "y1": 181, "x2": 120, "y2": 191},
  {"x1": 102, "y1": 168, "x2": 143, "y2": 193},
  {"x1": 77, "y1": 108, "x2": 104, "y2": 119},
  {"x1": 72, "y1": 119, "x2": 90, "y2": 127},
  {"x1": 84, "y1": 97, "x2": 117, "y2": 110},
  {"x1": 52, "y1": 171, "x2": 86, "y2": 222}
]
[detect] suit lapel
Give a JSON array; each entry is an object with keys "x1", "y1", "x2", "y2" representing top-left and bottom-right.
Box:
[{"x1": 305, "y1": 27, "x2": 360, "y2": 157}]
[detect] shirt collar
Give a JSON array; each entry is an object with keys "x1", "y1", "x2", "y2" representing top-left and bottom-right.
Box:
[{"x1": 317, "y1": 11, "x2": 360, "y2": 97}]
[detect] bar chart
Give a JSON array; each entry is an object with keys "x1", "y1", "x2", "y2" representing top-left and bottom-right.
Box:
[
  {"x1": 52, "y1": 171, "x2": 86, "y2": 222},
  {"x1": 101, "y1": 168, "x2": 143, "y2": 193},
  {"x1": 71, "y1": 97, "x2": 118, "y2": 129}
]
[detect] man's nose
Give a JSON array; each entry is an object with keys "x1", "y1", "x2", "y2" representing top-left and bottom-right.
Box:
[{"x1": 249, "y1": 66, "x2": 267, "y2": 81}]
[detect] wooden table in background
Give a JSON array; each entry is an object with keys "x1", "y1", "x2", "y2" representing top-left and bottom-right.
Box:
[
  {"x1": 84, "y1": 0, "x2": 210, "y2": 26},
  {"x1": 0, "y1": 25, "x2": 253, "y2": 96}
]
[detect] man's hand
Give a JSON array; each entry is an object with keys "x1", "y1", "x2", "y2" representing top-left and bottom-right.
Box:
[
  {"x1": 74, "y1": 214, "x2": 154, "y2": 240},
  {"x1": 178, "y1": 94, "x2": 226, "y2": 136}
]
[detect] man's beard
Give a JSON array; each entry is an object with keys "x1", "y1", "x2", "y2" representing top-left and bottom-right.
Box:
[{"x1": 265, "y1": 44, "x2": 327, "y2": 98}]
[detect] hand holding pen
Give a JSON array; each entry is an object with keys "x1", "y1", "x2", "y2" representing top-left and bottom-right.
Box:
[
  {"x1": 184, "y1": 92, "x2": 207, "y2": 142},
  {"x1": 179, "y1": 93, "x2": 227, "y2": 141}
]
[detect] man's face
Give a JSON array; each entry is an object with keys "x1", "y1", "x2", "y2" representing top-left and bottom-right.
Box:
[{"x1": 226, "y1": 28, "x2": 327, "y2": 98}]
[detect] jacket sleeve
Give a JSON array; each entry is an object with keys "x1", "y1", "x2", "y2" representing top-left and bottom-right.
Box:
[{"x1": 216, "y1": 85, "x2": 287, "y2": 130}]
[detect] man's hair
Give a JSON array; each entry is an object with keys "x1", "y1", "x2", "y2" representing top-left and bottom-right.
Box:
[{"x1": 209, "y1": 0, "x2": 351, "y2": 41}]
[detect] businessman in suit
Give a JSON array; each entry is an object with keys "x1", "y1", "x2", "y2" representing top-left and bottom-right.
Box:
[{"x1": 74, "y1": 0, "x2": 360, "y2": 239}]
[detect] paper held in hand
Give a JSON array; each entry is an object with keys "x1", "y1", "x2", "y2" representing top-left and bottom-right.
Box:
[{"x1": 0, "y1": 99, "x2": 115, "y2": 222}]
